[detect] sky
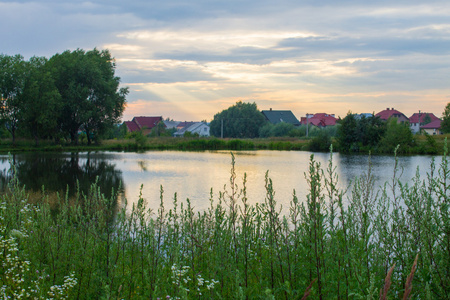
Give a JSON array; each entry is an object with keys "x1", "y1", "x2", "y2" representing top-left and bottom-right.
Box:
[{"x1": 1, "y1": 0, "x2": 450, "y2": 122}]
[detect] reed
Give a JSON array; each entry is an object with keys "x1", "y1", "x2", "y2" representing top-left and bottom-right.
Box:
[
  {"x1": 403, "y1": 254, "x2": 419, "y2": 300},
  {"x1": 379, "y1": 264, "x2": 395, "y2": 300}
]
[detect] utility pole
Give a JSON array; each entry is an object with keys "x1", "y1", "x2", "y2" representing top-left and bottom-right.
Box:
[{"x1": 221, "y1": 119, "x2": 223, "y2": 138}]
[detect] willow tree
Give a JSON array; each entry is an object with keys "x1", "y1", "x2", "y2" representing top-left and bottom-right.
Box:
[
  {"x1": 0, "y1": 54, "x2": 27, "y2": 145},
  {"x1": 48, "y1": 49, "x2": 128, "y2": 144},
  {"x1": 20, "y1": 56, "x2": 61, "y2": 146}
]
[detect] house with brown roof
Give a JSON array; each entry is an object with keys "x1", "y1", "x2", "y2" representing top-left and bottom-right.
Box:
[
  {"x1": 421, "y1": 119, "x2": 443, "y2": 135},
  {"x1": 409, "y1": 112, "x2": 440, "y2": 133},
  {"x1": 300, "y1": 113, "x2": 337, "y2": 127},
  {"x1": 375, "y1": 108, "x2": 409, "y2": 124},
  {"x1": 124, "y1": 116, "x2": 164, "y2": 135}
]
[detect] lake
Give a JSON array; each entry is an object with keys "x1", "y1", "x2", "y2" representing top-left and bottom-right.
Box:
[{"x1": 0, "y1": 150, "x2": 442, "y2": 213}]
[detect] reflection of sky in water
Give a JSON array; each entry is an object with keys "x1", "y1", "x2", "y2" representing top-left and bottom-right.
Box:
[{"x1": 0, "y1": 151, "x2": 443, "y2": 215}]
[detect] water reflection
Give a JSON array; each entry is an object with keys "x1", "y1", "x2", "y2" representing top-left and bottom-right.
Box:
[
  {"x1": 0, "y1": 151, "x2": 442, "y2": 215},
  {"x1": 0, "y1": 152, "x2": 124, "y2": 200}
]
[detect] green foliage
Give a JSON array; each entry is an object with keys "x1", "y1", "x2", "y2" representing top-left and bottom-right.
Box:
[
  {"x1": 20, "y1": 56, "x2": 61, "y2": 146},
  {"x1": 0, "y1": 54, "x2": 27, "y2": 144},
  {"x1": 149, "y1": 121, "x2": 169, "y2": 137},
  {"x1": 441, "y1": 102, "x2": 450, "y2": 133},
  {"x1": 183, "y1": 131, "x2": 200, "y2": 138},
  {"x1": 259, "y1": 122, "x2": 296, "y2": 138},
  {"x1": 48, "y1": 49, "x2": 128, "y2": 145},
  {"x1": 337, "y1": 113, "x2": 386, "y2": 153},
  {"x1": 378, "y1": 118, "x2": 414, "y2": 153},
  {"x1": 308, "y1": 130, "x2": 332, "y2": 152},
  {"x1": 423, "y1": 114, "x2": 432, "y2": 125},
  {"x1": 210, "y1": 101, "x2": 267, "y2": 138},
  {"x1": 0, "y1": 50, "x2": 127, "y2": 146}
]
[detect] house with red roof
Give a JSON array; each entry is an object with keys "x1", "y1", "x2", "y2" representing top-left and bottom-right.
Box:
[
  {"x1": 124, "y1": 116, "x2": 164, "y2": 135},
  {"x1": 300, "y1": 113, "x2": 337, "y2": 127},
  {"x1": 375, "y1": 108, "x2": 409, "y2": 124},
  {"x1": 409, "y1": 112, "x2": 440, "y2": 133},
  {"x1": 421, "y1": 119, "x2": 443, "y2": 135}
]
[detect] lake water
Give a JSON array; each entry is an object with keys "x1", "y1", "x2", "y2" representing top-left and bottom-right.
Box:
[{"x1": 0, "y1": 150, "x2": 442, "y2": 213}]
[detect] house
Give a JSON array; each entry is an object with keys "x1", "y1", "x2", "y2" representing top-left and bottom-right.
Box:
[
  {"x1": 300, "y1": 113, "x2": 337, "y2": 127},
  {"x1": 176, "y1": 121, "x2": 196, "y2": 130},
  {"x1": 261, "y1": 109, "x2": 300, "y2": 126},
  {"x1": 354, "y1": 113, "x2": 374, "y2": 120},
  {"x1": 163, "y1": 120, "x2": 181, "y2": 129},
  {"x1": 124, "y1": 116, "x2": 164, "y2": 135},
  {"x1": 421, "y1": 119, "x2": 443, "y2": 135},
  {"x1": 375, "y1": 108, "x2": 409, "y2": 123},
  {"x1": 409, "y1": 112, "x2": 440, "y2": 133},
  {"x1": 174, "y1": 122, "x2": 210, "y2": 137}
]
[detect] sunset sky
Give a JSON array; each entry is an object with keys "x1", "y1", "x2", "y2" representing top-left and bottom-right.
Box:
[{"x1": 1, "y1": 0, "x2": 450, "y2": 122}]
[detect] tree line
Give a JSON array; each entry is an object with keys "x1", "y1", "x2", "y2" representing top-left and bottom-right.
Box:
[
  {"x1": 210, "y1": 101, "x2": 449, "y2": 153},
  {"x1": 0, "y1": 49, "x2": 128, "y2": 145}
]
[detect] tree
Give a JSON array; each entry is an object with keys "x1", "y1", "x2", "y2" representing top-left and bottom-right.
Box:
[
  {"x1": 48, "y1": 49, "x2": 127, "y2": 144},
  {"x1": 337, "y1": 113, "x2": 386, "y2": 152},
  {"x1": 336, "y1": 113, "x2": 358, "y2": 152},
  {"x1": 79, "y1": 49, "x2": 128, "y2": 144},
  {"x1": 0, "y1": 54, "x2": 27, "y2": 145},
  {"x1": 423, "y1": 114, "x2": 432, "y2": 126},
  {"x1": 210, "y1": 101, "x2": 267, "y2": 138},
  {"x1": 149, "y1": 121, "x2": 168, "y2": 137},
  {"x1": 378, "y1": 118, "x2": 414, "y2": 154},
  {"x1": 20, "y1": 56, "x2": 61, "y2": 146},
  {"x1": 441, "y1": 103, "x2": 450, "y2": 133}
]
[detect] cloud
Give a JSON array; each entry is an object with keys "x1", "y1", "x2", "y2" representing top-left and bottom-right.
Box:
[{"x1": 1, "y1": 0, "x2": 450, "y2": 120}]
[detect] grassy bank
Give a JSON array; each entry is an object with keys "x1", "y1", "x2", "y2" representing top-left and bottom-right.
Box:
[
  {"x1": 1, "y1": 148, "x2": 450, "y2": 299},
  {"x1": 0, "y1": 134, "x2": 449, "y2": 154},
  {"x1": 0, "y1": 137, "x2": 311, "y2": 153}
]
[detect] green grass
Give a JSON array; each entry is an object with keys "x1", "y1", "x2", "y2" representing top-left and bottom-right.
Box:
[
  {"x1": 1, "y1": 147, "x2": 450, "y2": 299},
  {"x1": 1, "y1": 134, "x2": 449, "y2": 154}
]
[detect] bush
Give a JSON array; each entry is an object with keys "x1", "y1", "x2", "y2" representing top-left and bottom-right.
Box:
[{"x1": 308, "y1": 130, "x2": 332, "y2": 152}]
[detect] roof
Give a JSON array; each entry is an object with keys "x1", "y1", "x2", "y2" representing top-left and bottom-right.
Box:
[
  {"x1": 421, "y1": 119, "x2": 441, "y2": 129},
  {"x1": 261, "y1": 110, "x2": 300, "y2": 125},
  {"x1": 124, "y1": 121, "x2": 140, "y2": 132},
  {"x1": 300, "y1": 113, "x2": 337, "y2": 127},
  {"x1": 124, "y1": 116, "x2": 163, "y2": 132},
  {"x1": 133, "y1": 116, "x2": 163, "y2": 129},
  {"x1": 409, "y1": 112, "x2": 440, "y2": 123},
  {"x1": 164, "y1": 120, "x2": 181, "y2": 129},
  {"x1": 174, "y1": 122, "x2": 209, "y2": 136},
  {"x1": 177, "y1": 121, "x2": 196, "y2": 129},
  {"x1": 375, "y1": 108, "x2": 409, "y2": 121}
]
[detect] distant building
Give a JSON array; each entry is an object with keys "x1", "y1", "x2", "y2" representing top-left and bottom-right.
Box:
[
  {"x1": 174, "y1": 122, "x2": 210, "y2": 137},
  {"x1": 375, "y1": 108, "x2": 409, "y2": 123},
  {"x1": 163, "y1": 120, "x2": 181, "y2": 129},
  {"x1": 124, "y1": 116, "x2": 164, "y2": 135},
  {"x1": 300, "y1": 113, "x2": 337, "y2": 127},
  {"x1": 421, "y1": 119, "x2": 443, "y2": 135},
  {"x1": 409, "y1": 112, "x2": 440, "y2": 133},
  {"x1": 354, "y1": 113, "x2": 374, "y2": 120},
  {"x1": 176, "y1": 121, "x2": 197, "y2": 130},
  {"x1": 261, "y1": 109, "x2": 300, "y2": 126}
]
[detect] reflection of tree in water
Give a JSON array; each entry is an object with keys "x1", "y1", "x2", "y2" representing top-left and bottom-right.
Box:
[{"x1": 0, "y1": 152, "x2": 124, "y2": 200}]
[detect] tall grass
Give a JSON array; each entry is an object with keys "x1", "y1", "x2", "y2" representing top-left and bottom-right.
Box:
[{"x1": 1, "y1": 145, "x2": 450, "y2": 299}]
